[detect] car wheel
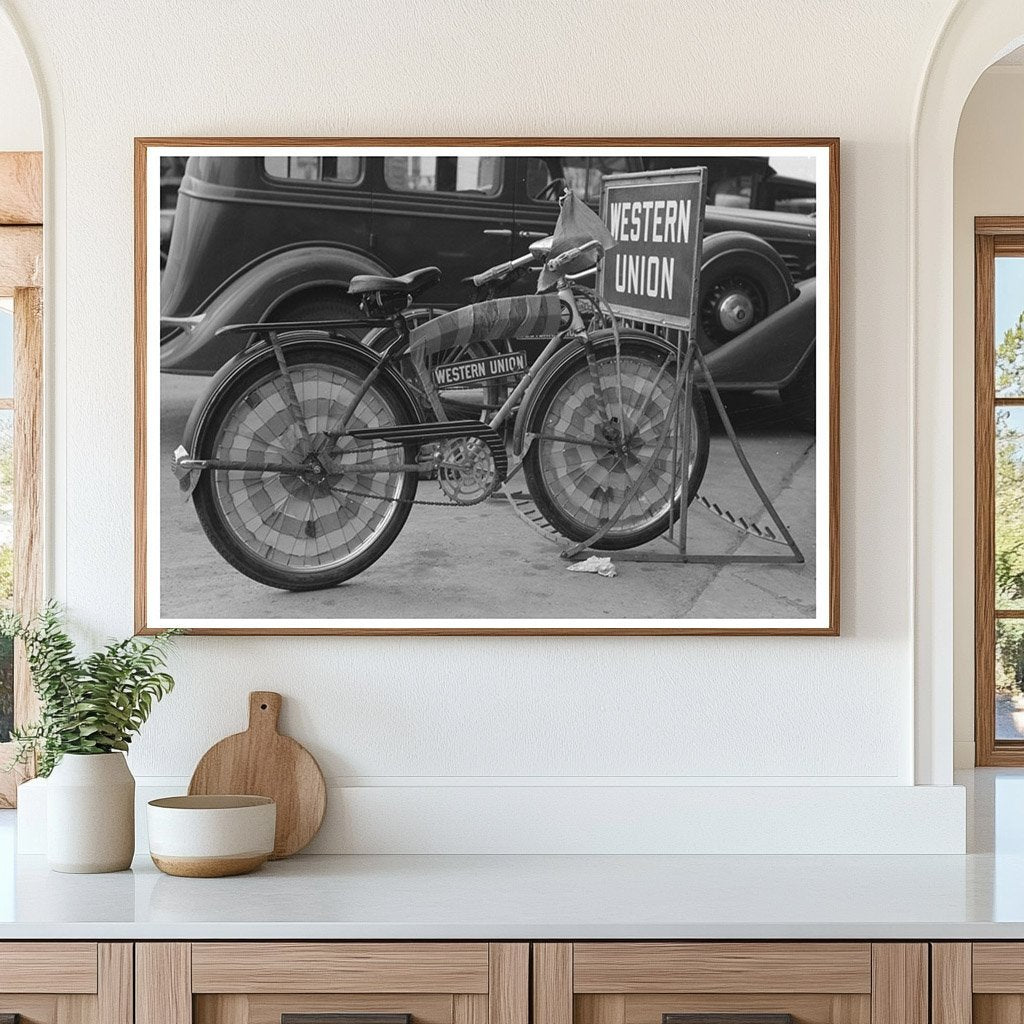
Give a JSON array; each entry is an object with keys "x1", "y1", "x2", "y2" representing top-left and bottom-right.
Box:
[
  {"x1": 271, "y1": 287, "x2": 365, "y2": 337},
  {"x1": 697, "y1": 231, "x2": 794, "y2": 352}
]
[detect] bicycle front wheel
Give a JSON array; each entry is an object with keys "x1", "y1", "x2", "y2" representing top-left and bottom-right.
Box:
[
  {"x1": 192, "y1": 345, "x2": 418, "y2": 590},
  {"x1": 523, "y1": 339, "x2": 710, "y2": 549}
]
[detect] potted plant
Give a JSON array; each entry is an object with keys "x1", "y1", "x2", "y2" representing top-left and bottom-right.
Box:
[{"x1": 2, "y1": 603, "x2": 178, "y2": 873}]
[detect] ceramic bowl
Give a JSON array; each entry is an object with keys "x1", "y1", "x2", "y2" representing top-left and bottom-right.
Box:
[{"x1": 147, "y1": 795, "x2": 276, "y2": 877}]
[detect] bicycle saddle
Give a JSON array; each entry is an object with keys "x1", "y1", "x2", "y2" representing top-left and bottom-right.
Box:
[{"x1": 347, "y1": 266, "x2": 441, "y2": 297}]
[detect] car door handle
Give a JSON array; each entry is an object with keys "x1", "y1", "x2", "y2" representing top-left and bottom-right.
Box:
[
  {"x1": 517, "y1": 230, "x2": 549, "y2": 239},
  {"x1": 483, "y1": 228, "x2": 513, "y2": 237}
]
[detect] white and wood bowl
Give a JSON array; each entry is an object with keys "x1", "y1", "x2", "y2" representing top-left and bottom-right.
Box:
[{"x1": 147, "y1": 795, "x2": 276, "y2": 877}]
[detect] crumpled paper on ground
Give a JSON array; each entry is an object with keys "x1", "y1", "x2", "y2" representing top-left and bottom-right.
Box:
[{"x1": 566, "y1": 556, "x2": 617, "y2": 578}]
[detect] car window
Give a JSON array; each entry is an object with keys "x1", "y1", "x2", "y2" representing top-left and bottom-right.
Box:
[
  {"x1": 263, "y1": 155, "x2": 362, "y2": 185},
  {"x1": 383, "y1": 155, "x2": 501, "y2": 195},
  {"x1": 524, "y1": 156, "x2": 632, "y2": 204},
  {"x1": 710, "y1": 173, "x2": 755, "y2": 208}
]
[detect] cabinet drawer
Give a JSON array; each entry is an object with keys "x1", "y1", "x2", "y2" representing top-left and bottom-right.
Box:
[
  {"x1": 0, "y1": 942, "x2": 98, "y2": 994},
  {"x1": 0, "y1": 943, "x2": 130, "y2": 1024},
  {"x1": 191, "y1": 943, "x2": 491, "y2": 994},
  {"x1": 534, "y1": 944, "x2": 924, "y2": 1024},
  {"x1": 936, "y1": 942, "x2": 1024, "y2": 1024},
  {"x1": 571, "y1": 944, "x2": 872, "y2": 994},
  {"x1": 140, "y1": 943, "x2": 529, "y2": 1024}
]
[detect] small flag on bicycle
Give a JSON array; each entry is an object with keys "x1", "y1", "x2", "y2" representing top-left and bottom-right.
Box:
[{"x1": 537, "y1": 190, "x2": 617, "y2": 291}]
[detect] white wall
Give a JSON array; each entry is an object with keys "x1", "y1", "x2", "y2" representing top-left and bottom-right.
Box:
[
  {"x1": 0, "y1": 7, "x2": 39, "y2": 151},
  {"x1": 952, "y1": 65, "x2": 1024, "y2": 767},
  {"x1": 0, "y1": 0, "x2": 973, "y2": 852}
]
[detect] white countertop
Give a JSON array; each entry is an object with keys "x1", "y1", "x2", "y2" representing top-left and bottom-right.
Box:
[
  {"x1": 0, "y1": 849, "x2": 1022, "y2": 940},
  {"x1": 0, "y1": 769, "x2": 1021, "y2": 941}
]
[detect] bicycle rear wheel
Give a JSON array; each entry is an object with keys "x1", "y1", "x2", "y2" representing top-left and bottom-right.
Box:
[
  {"x1": 523, "y1": 339, "x2": 709, "y2": 549},
  {"x1": 192, "y1": 345, "x2": 418, "y2": 590}
]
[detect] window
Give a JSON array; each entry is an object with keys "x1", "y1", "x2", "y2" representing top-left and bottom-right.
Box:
[
  {"x1": 382, "y1": 155, "x2": 500, "y2": 195},
  {"x1": 0, "y1": 306, "x2": 11, "y2": 744},
  {"x1": 524, "y1": 156, "x2": 631, "y2": 205},
  {"x1": 711, "y1": 173, "x2": 755, "y2": 209},
  {"x1": 263, "y1": 155, "x2": 362, "y2": 185},
  {"x1": 0, "y1": 150, "x2": 42, "y2": 807},
  {"x1": 975, "y1": 222, "x2": 1024, "y2": 764},
  {"x1": 0, "y1": 288, "x2": 42, "y2": 806}
]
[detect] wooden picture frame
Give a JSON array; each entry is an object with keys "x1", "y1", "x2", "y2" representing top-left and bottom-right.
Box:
[{"x1": 135, "y1": 137, "x2": 839, "y2": 636}]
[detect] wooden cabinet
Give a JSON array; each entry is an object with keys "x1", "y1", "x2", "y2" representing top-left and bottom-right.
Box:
[
  {"x1": 136, "y1": 944, "x2": 528, "y2": 1024},
  {"x1": 532, "y1": 944, "x2": 928, "y2": 1024},
  {"x1": 0, "y1": 938, "x2": 949, "y2": 1024},
  {"x1": 0, "y1": 943, "x2": 132, "y2": 1024},
  {"x1": 932, "y1": 943, "x2": 1024, "y2": 1024}
]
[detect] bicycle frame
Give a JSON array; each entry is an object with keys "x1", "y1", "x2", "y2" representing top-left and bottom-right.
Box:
[
  {"x1": 320, "y1": 283, "x2": 592, "y2": 441},
  {"x1": 177, "y1": 252, "x2": 614, "y2": 487}
]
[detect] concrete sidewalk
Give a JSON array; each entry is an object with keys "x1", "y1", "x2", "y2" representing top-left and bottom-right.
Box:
[{"x1": 157, "y1": 373, "x2": 819, "y2": 623}]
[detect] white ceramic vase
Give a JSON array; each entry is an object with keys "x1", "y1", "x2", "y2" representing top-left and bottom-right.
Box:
[{"x1": 46, "y1": 752, "x2": 135, "y2": 873}]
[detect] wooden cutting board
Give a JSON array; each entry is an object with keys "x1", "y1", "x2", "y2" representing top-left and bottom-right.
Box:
[{"x1": 188, "y1": 691, "x2": 326, "y2": 859}]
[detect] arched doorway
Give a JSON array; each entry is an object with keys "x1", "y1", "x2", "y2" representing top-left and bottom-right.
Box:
[{"x1": 914, "y1": 1, "x2": 1024, "y2": 785}]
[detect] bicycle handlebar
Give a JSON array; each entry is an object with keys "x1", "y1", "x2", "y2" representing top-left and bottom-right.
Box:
[
  {"x1": 544, "y1": 238, "x2": 602, "y2": 273},
  {"x1": 470, "y1": 237, "x2": 603, "y2": 291},
  {"x1": 471, "y1": 251, "x2": 536, "y2": 288}
]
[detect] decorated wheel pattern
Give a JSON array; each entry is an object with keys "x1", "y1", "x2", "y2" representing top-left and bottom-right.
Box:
[
  {"x1": 529, "y1": 348, "x2": 705, "y2": 543},
  {"x1": 209, "y1": 362, "x2": 406, "y2": 576}
]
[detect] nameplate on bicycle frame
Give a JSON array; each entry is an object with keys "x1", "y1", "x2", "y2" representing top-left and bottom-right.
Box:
[{"x1": 432, "y1": 350, "x2": 528, "y2": 388}]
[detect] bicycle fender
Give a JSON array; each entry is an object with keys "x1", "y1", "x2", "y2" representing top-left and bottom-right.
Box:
[
  {"x1": 173, "y1": 333, "x2": 422, "y2": 500},
  {"x1": 512, "y1": 328, "x2": 679, "y2": 458}
]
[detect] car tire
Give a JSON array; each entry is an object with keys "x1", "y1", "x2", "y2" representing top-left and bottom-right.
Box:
[
  {"x1": 697, "y1": 231, "x2": 794, "y2": 352},
  {"x1": 271, "y1": 287, "x2": 364, "y2": 336}
]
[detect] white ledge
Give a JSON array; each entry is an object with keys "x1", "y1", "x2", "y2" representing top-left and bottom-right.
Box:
[{"x1": 0, "y1": 850, "x2": 1022, "y2": 940}]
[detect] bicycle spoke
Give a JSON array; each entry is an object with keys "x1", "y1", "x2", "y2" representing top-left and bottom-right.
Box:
[
  {"x1": 532, "y1": 346, "x2": 684, "y2": 538},
  {"x1": 210, "y1": 359, "x2": 409, "y2": 574},
  {"x1": 533, "y1": 432, "x2": 600, "y2": 447},
  {"x1": 623, "y1": 354, "x2": 673, "y2": 434}
]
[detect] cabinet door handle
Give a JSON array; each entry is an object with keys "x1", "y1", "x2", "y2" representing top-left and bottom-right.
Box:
[
  {"x1": 283, "y1": 1016, "x2": 411, "y2": 1024},
  {"x1": 664, "y1": 1016, "x2": 794, "y2": 1024}
]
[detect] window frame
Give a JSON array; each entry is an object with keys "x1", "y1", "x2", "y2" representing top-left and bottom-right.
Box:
[
  {"x1": 975, "y1": 218, "x2": 1024, "y2": 764},
  {"x1": 381, "y1": 153, "x2": 504, "y2": 198},
  {"x1": 0, "y1": 151, "x2": 44, "y2": 807},
  {"x1": 260, "y1": 154, "x2": 365, "y2": 188}
]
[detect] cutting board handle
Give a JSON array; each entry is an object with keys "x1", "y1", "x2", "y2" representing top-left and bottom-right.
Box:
[{"x1": 248, "y1": 691, "x2": 282, "y2": 734}]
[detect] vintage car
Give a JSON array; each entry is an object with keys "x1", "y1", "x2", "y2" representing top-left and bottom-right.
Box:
[{"x1": 159, "y1": 153, "x2": 817, "y2": 424}]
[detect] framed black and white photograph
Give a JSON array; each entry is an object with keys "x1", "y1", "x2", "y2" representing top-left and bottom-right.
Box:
[{"x1": 135, "y1": 138, "x2": 839, "y2": 635}]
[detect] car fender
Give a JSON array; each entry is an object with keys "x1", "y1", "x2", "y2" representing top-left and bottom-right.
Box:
[
  {"x1": 160, "y1": 245, "x2": 390, "y2": 375},
  {"x1": 175, "y1": 333, "x2": 422, "y2": 498},
  {"x1": 512, "y1": 328, "x2": 678, "y2": 458},
  {"x1": 701, "y1": 230, "x2": 797, "y2": 304},
  {"x1": 702, "y1": 278, "x2": 816, "y2": 390}
]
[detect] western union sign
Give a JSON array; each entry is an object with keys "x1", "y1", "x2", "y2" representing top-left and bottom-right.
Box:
[{"x1": 599, "y1": 167, "x2": 707, "y2": 331}]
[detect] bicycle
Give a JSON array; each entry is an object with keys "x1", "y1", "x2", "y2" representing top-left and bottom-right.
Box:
[{"x1": 172, "y1": 206, "x2": 711, "y2": 591}]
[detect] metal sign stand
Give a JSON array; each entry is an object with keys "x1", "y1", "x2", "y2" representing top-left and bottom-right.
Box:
[{"x1": 562, "y1": 168, "x2": 804, "y2": 567}]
